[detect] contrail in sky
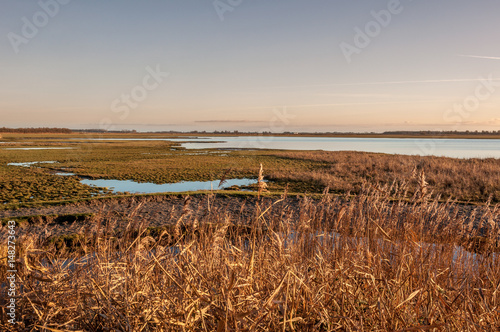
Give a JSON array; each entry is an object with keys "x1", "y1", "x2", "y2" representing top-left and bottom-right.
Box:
[
  {"x1": 333, "y1": 78, "x2": 500, "y2": 86},
  {"x1": 265, "y1": 54, "x2": 500, "y2": 89},
  {"x1": 458, "y1": 54, "x2": 500, "y2": 60},
  {"x1": 267, "y1": 78, "x2": 500, "y2": 89}
]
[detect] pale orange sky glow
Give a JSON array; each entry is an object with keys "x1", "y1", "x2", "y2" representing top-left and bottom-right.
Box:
[{"x1": 1, "y1": 1, "x2": 500, "y2": 132}]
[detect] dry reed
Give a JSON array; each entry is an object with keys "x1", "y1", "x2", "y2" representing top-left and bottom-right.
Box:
[{"x1": 1, "y1": 181, "x2": 499, "y2": 331}]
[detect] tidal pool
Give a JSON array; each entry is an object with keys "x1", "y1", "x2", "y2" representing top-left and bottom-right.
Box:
[
  {"x1": 7, "y1": 161, "x2": 57, "y2": 167},
  {"x1": 80, "y1": 178, "x2": 258, "y2": 194},
  {"x1": 4, "y1": 147, "x2": 73, "y2": 150},
  {"x1": 7, "y1": 161, "x2": 258, "y2": 193}
]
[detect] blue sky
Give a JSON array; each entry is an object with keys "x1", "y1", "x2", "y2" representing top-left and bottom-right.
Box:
[{"x1": 1, "y1": 0, "x2": 500, "y2": 132}]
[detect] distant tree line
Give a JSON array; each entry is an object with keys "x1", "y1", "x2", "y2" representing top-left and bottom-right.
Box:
[
  {"x1": 0, "y1": 127, "x2": 73, "y2": 133},
  {"x1": 1, "y1": 127, "x2": 499, "y2": 135},
  {"x1": 72, "y1": 129, "x2": 137, "y2": 133}
]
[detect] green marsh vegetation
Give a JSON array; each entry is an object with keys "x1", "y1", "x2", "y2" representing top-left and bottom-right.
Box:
[
  {"x1": 0, "y1": 135, "x2": 324, "y2": 206},
  {"x1": 0, "y1": 133, "x2": 500, "y2": 330},
  {"x1": 0, "y1": 165, "x2": 108, "y2": 207},
  {"x1": 2, "y1": 133, "x2": 500, "y2": 207}
]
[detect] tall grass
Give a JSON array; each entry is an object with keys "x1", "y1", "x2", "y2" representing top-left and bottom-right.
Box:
[
  {"x1": 1, "y1": 183, "x2": 499, "y2": 331},
  {"x1": 267, "y1": 151, "x2": 500, "y2": 202}
]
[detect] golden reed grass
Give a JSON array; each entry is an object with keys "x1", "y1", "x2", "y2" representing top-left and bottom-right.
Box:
[
  {"x1": 266, "y1": 151, "x2": 500, "y2": 203},
  {"x1": 1, "y1": 182, "x2": 499, "y2": 331}
]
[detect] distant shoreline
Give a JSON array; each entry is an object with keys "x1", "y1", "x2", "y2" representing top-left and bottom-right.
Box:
[
  {"x1": 2, "y1": 131, "x2": 500, "y2": 140},
  {"x1": 168, "y1": 133, "x2": 500, "y2": 140}
]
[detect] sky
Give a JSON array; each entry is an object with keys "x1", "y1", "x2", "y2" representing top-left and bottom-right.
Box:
[{"x1": 1, "y1": 0, "x2": 500, "y2": 133}]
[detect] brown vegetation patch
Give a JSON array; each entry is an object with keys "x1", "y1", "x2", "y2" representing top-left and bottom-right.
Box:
[{"x1": 1, "y1": 185, "x2": 499, "y2": 330}]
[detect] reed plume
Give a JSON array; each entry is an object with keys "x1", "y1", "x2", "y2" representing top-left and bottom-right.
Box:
[{"x1": 257, "y1": 163, "x2": 268, "y2": 199}]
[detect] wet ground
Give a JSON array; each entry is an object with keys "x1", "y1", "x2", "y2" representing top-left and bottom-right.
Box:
[
  {"x1": 0, "y1": 195, "x2": 286, "y2": 239},
  {"x1": 1, "y1": 194, "x2": 499, "y2": 243}
]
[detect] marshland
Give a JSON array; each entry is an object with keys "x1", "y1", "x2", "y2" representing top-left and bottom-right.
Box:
[{"x1": 1, "y1": 133, "x2": 500, "y2": 331}]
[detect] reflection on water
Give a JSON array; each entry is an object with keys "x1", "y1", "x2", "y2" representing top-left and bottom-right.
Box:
[
  {"x1": 80, "y1": 178, "x2": 258, "y2": 194},
  {"x1": 7, "y1": 161, "x2": 57, "y2": 167}
]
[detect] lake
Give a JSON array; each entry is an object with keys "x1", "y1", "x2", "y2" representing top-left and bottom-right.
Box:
[
  {"x1": 8, "y1": 136, "x2": 498, "y2": 159},
  {"x1": 69, "y1": 136, "x2": 500, "y2": 159},
  {"x1": 176, "y1": 137, "x2": 500, "y2": 159}
]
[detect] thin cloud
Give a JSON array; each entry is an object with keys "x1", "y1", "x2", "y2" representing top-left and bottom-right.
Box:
[
  {"x1": 225, "y1": 100, "x2": 452, "y2": 111},
  {"x1": 439, "y1": 118, "x2": 500, "y2": 126},
  {"x1": 195, "y1": 120, "x2": 267, "y2": 124},
  {"x1": 198, "y1": 100, "x2": 453, "y2": 114},
  {"x1": 124, "y1": 123, "x2": 181, "y2": 127},
  {"x1": 313, "y1": 93, "x2": 442, "y2": 99},
  {"x1": 334, "y1": 78, "x2": 500, "y2": 86},
  {"x1": 84, "y1": 123, "x2": 181, "y2": 127}
]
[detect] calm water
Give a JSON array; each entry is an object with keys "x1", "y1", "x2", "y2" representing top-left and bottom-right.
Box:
[
  {"x1": 4, "y1": 147, "x2": 73, "y2": 150},
  {"x1": 7, "y1": 161, "x2": 57, "y2": 167},
  {"x1": 80, "y1": 178, "x2": 258, "y2": 194},
  {"x1": 179, "y1": 137, "x2": 500, "y2": 159},
  {"x1": 6, "y1": 160, "x2": 258, "y2": 193},
  {"x1": 70, "y1": 136, "x2": 500, "y2": 159}
]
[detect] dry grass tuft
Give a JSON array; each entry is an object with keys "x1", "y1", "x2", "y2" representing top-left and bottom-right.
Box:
[{"x1": 1, "y1": 180, "x2": 499, "y2": 331}]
